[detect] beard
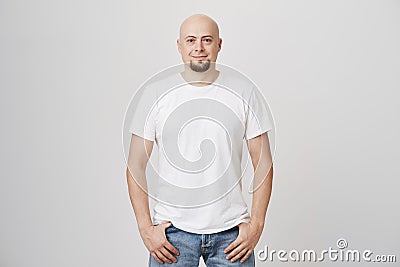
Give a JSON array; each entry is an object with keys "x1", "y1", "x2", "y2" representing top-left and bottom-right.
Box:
[{"x1": 189, "y1": 60, "x2": 210, "y2": 72}]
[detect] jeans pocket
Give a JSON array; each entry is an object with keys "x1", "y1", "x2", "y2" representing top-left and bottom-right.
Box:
[{"x1": 165, "y1": 223, "x2": 176, "y2": 233}]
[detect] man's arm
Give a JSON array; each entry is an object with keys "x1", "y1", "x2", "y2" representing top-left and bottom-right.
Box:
[
  {"x1": 224, "y1": 132, "x2": 273, "y2": 263},
  {"x1": 126, "y1": 134, "x2": 179, "y2": 264},
  {"x1": 126, "y1": 134, "x2": 154, "y2": 230},
  {"x1": 248, "y1": 132, "x2": 273, "y2": 229}
]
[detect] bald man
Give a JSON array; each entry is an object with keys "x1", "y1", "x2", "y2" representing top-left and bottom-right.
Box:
[{"x1": 127, "y1": 14, "x2": 273, "y2": 266}]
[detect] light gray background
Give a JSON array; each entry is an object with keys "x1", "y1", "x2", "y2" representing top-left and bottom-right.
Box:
[{"x1": 1, "y1": 0, "x2": 399, "y2": 266}]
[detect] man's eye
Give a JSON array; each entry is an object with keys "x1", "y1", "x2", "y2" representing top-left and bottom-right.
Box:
[
  {"x1": 186, "y1": 39, "x2": 194, "y2": 43},
  {"x1": 204, "y1": 39, "x2": 212, "y2": 43}
]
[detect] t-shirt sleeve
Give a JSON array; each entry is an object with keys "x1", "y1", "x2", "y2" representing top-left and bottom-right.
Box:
[
  {"x1": 128, "y1": 87, "x2": 157, "y2": 141},
  {"x1": 245, "y1": 88, "x2": 274, "y2": 140}
]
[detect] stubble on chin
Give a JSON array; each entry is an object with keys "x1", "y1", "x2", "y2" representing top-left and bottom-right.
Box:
[{"x1": 189, "y1": 60, "x2": 211, "y2": 72}]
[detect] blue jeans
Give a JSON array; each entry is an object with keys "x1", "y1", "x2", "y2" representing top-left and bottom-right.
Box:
[{"x1": 149, "y1": 224, "x2": 255, "y2": 267}]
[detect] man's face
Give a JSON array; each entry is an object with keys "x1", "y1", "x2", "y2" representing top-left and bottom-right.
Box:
[{"x1": 177, "y1": 16, "x2": 222, "y2": 72}]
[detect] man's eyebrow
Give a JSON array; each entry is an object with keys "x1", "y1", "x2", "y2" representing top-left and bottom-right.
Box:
[{"x1": 184, "y1": 35, "x2": 214, "y2": 39}]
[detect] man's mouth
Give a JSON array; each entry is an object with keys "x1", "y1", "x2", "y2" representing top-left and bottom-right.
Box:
[{"x1": 192, "y1": 56, "x2": 207, "y2": 59}]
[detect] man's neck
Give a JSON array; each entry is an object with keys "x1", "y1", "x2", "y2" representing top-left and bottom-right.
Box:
[{"x1": 180, "y1": 64, "x2": 220, "y2": 87}]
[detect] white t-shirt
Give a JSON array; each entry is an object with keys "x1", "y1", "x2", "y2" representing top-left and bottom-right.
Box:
[{"x1": 129, "y1": 69, "x2": 273, "y2": 234}]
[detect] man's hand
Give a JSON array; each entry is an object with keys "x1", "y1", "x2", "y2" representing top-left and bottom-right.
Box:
[
  {"x1": 224, "y1": 221, "x2": 263, "y2": 263},
  {"x1": 139, "y1": 222, "x2": 180, "y2": 264}
]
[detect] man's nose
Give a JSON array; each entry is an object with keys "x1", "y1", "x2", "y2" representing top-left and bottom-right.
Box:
[{"x1": 194, "y1": 40, "x2": 204, "y2": 52}]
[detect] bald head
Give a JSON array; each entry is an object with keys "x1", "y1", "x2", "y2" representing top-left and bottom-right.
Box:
[{"x1": 179, "y1": 14, "x2": 220, "y2": 40}]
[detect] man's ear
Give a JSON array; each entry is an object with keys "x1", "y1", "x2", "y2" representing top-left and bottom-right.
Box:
[
  {"x1": 176, "y1": 39, "x2": 181, "y2": 54},
  {"x1": 218, "y1": 38, "x2": 222, "y2": 51}
]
